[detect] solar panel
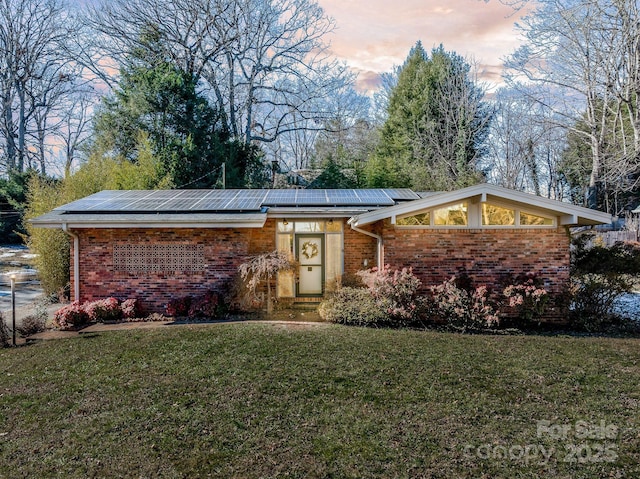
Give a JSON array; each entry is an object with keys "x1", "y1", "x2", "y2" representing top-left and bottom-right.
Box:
[
  {"x1": 416, "y1": 191, "x2": 442, "y2": 199},
  {"x1": 59, "y1": 190, "x2": 129, "y2": 212},
  {"x1": 159, "y1": 198, "x2": 210, "y2": 210},
  {"x1": 88, "y1": 190, "x2": 126, "y2": 199},
  {"x1": 224, "y1": 190, "x2": 267, "y2": 210},
  {"x1": 147, "y1": 191, "x2": 192, "y2": 200},
  {"x1": 58, "y1": 187, "x2": 420, "y2": 214},
  {"x1": 326, "y1": 189, "x2": 361, "y2": 205},
  {"x1": 87, "y1": 199, "x2": 140, "y2": 210},
  {"x1": 356, "y1": 190, "x2": 396, "y2": 205},
  {"x1": 58, "y1": 199, "x2": 107, "y2": 211},
  {"x1": 111, "y1": 190, "x2": 150, "y2": 198},
  {"x1": 384, "y1": 188, "x2": 421, "y2": 201},
  {"x1": 264, "y1": 190, "x2": 299, "y2": 205},
  {"x1": 192, "y1": 197, "x2": 234, "y2": 210},
  {"x1": 296, "y1": 190, "x2": 329, "y2": 205},
  {"x1": 173, "y1": 190, "x2": 212, "y2": 199},
  {"x1": 125, "y1": 199, "x2": 170, "y2": 210}
]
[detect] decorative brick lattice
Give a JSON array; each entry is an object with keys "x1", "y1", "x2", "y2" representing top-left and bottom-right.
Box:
[{"x1": 113, "y1": 244, "x2": 205, "y2": 272}]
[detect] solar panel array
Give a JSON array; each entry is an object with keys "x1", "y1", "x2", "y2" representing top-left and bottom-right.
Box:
[{"x1": 59, "y1": 189, "x2": 420, "y2": 213}]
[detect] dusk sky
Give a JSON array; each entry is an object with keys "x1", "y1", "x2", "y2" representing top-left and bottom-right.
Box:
[{"x1": 317, "y1": 0, "x2": 527, "y2": 93}]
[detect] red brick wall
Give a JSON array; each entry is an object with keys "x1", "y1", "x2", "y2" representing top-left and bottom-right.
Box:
[
  {"x1": 72, "y1": 223, "x2": 276, "y2": 313},
  {"x1": 380, "y1": 219, "x2": 570, "y2": 298},
  {"x1": 343, "y1": 221, "x2": 378, "y2": 279},
  {"x1": 70, "y1": 218, "x2": 570, "y2": 319}
]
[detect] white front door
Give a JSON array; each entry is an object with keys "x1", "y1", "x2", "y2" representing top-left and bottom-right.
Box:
[{"x1": 297, "y1": 234, "x2": 323, "y2": 296}]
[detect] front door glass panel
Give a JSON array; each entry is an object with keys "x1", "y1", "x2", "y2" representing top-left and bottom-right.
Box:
[{"x1": 297, "y1": 234, "x2": 323, "y2": 295}]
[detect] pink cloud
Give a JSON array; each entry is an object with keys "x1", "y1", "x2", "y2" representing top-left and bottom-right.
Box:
[{"x1": 318, "y1": 0, "x2": 527, "y2": 92}]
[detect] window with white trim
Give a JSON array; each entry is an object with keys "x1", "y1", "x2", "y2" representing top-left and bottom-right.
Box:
[
  {"x1": 482, "y1": 204, "x2": 515, "y2": 226},
  {"x1": 520, "y1": 212, "x2": 554, "y2": 226}
]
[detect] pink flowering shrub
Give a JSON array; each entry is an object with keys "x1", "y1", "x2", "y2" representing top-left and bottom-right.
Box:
[
  {"x1": 357, "y1": 266, "x2": 424, "y2": 324},
  {"x1": 53, "y1": 297, "x2": 146, "y2": 329},
  {"x1": 121, "y1": 298, "x2": 143, "y2": 319},
  {"x1": 84, "y1": 297, "x2": 122, "y2": 322},
  {"x1": 53, "y1": 301, "x2": 90, "y2": 330},
  {"x1": 503, "y1": 275, "x2": 549, "y2": 324},
  {"x1": 430, "y1": 277, "x2": 499, "y2": 332}
]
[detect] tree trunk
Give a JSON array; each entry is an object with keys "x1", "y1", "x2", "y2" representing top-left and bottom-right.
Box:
[
  {"x1": 3, "y1": 92, "x2": 16, "y2": 171},
  {"x1": 17, "y1": 83, "x2": 26, "y2": 172}
]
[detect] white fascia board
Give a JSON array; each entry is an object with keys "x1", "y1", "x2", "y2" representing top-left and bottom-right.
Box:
[
  {"x1": 62, "y1": 222, "x2": 265, "y2": 229},
  {"x1": 351, "y1": 184, "x2": 612, "y2": 227},
  {"x1": 560, "y1": 214, "x2": 578, "y2": 226},
  {"x1": 267, "y1": 208, "x2": 370, "y2": 218},
  {"x1": 30, "y1": 215, "x2": 267, "y2": 229}
]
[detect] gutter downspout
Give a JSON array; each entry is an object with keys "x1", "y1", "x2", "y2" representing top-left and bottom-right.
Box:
[
  {"x1": 62, "y1": 224, "x2": 80, "y2": 302},
  {"x1": 348, "y1": 220, "x2": 384, "y2": 270}
]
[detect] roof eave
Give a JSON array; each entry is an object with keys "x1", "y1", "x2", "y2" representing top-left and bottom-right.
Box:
[
  {"x1": 29, "y1": 214, "x2": 267, "y2": 229},
  {"x1": 351, "y1": 184, "x2": 612, "y2": 227}
]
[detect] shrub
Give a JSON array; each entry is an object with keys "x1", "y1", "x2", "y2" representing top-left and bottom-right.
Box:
[
  {"x1": 357, "y1": 266, "x2": 423, "y2": 324},
  {"x1": 188, "y1": 291, "x2": 224, "y2": 319},
  {"x1": 53, "y1": 301, "x2": 90, "y2": 330},
  {"x1": 121, "y1": 298, "x2": 143, "y2": 319},
  {"x1": 503, "y1": 275, "x2": 549, "y2": 324},
  {"x1": 224, "y1": 273, "x2": 258, "y2": 312},
  {"x1": 572, "y1": 236, "x2": 640, "y2": 275},
  {"x1": 318, "y1": 287, "x2": 387, "y2": 326},
  {"x1": 430, "y1": 277, "x2": 499, "y2": 332},
  {"x1": 15, "y1": 299, "x2": 49, "y2": 337},
  {"x1": 23, "y1": 175, "x2": 71, "y2": 296},
  {"x1": 0, "y1": 312, "x2": 10, "y2": 346},
  {"x1": 16, "y1": 314, "x2": 46, "y2": 337},
  {"x1": 166, "y1": 295, "x2": 192, "y2": 317},
  {"x1": 166, "y1": 292, "x2": 226, "y2": 319},
  {"x1": 85, "y1": 297, "x2": 122, "y2": 322},
  {"x1": 238, "y1": 250, "x2": 295, "y2": 314},
  {"x1": 569, "y1": 274, "x2": 632, "y2": 331}
]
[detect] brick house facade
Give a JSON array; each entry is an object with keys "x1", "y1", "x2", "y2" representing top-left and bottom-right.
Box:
[
  {"x1": 69, "y1": 220, "x2": 380, "y2": 313},
  {"x1": 32, "y1": 184, "x2": 610, "y2": 319},
  {"x1": 379, "y1": 222, "x2": 570, "y2": 297}
]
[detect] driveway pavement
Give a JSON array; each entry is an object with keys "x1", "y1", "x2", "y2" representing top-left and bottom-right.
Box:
[
  {"x1": 0, "y1": 245, "x2": 55, "y2": 329},
  {"x1": 0, "y1": 279, "x2": 55, "y2": 327}
]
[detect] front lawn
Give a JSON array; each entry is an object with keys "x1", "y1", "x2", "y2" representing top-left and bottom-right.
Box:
[{"x1": 0, "y1": 324, "x2": 638, "y2": 478}]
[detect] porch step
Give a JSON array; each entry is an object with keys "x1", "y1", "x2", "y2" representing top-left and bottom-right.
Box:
[{"x1": 291, "y1": 301, "x2": 321, "y2": 310}]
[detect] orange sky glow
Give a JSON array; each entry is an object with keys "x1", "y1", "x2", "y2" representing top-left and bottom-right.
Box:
[{"x1": 317, "y1": 0, "x2": 526, "y2": 93}]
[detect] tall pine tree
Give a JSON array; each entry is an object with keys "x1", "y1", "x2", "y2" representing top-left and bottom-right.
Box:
[{"x1": 367, "y1": 42, "x2": 490, "y2": 190}]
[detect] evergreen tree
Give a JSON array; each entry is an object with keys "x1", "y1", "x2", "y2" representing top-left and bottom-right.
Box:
[
  {"x1": 367, "y1": 42, "x2": 490, "y2": 190},
  {"x1": 91, "y1": 27, "x2": 266, "y2": 188},
  {"x1": 0, "y1": 170, "x2": 34, "y2": 243},
  {"x1": 560, "y1": 101, "x2": 640, "y2": 213},
  {"x1": 308, "y1": 156, "x2": 357, "y2": 189},
  {"x1": 311, "y1": 118, "x2": 376, "y2": 188}
]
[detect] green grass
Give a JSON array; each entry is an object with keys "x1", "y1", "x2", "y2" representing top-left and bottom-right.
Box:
[{"x1": 0, "y1": 323, "x2": 639, "y2": 478}]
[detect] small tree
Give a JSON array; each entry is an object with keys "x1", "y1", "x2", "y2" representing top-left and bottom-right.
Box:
[{"x1": 238, "y1": 251, "x2": 294, "y2": 314}]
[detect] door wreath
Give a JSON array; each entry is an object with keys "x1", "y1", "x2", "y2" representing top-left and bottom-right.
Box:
[{"x1": 301, "y1": 241, "x2": 319, "y2": 260}]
